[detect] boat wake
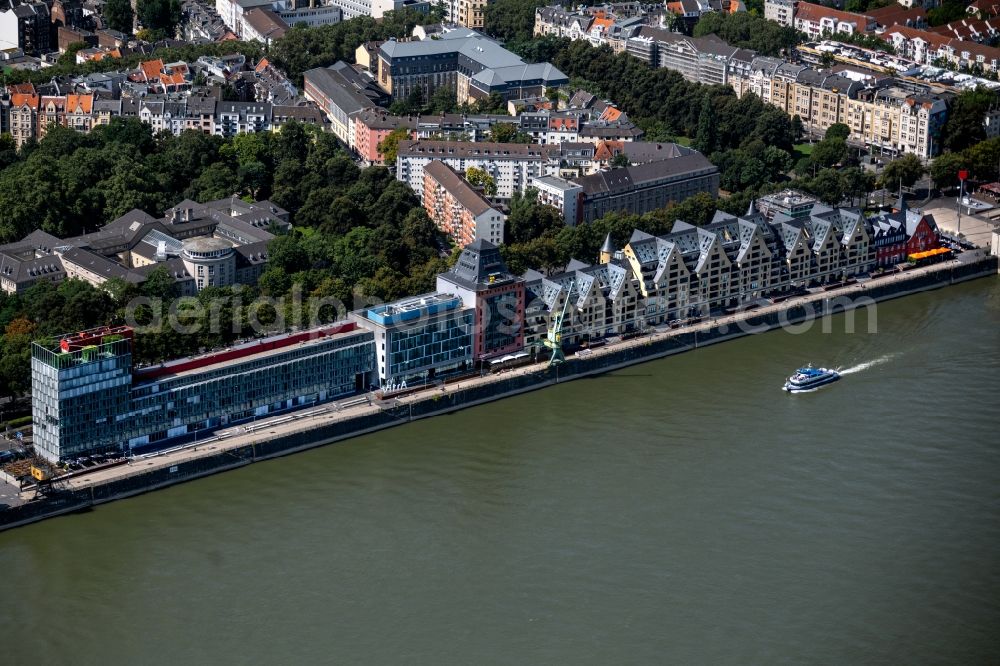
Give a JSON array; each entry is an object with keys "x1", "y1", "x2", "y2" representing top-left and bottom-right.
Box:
[{"x1": 838, "y1": 354, "x2": 895, "y2": 376}]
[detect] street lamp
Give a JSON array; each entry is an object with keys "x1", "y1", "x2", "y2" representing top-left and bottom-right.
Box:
[{"x1": 957, "y1": 169, "x2": 968, "y2": 236}]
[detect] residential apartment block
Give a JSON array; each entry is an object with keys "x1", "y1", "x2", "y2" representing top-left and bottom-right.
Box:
[
  {"x1": 353, "y1": 109, "x2": 416, "y2": 165},
  {"x1": 303, "y1": 61, "x2": 389, "y2": 144},
  {"x1": 0, "y1": 0, "x2": 51, "y2": 55},
  {"x1": 422, "y1": 160, "x2": 506, "y2": 246},
  {"x1": 882, "y1": 23, "x2": 1000, "y2": 73},
  {"x1": 532, "y1": 145, "x2": 719, "y2": 225},
  {"x1": 215, "y1": 0, "x2": 343, "y2": 38},
  {"x1": 2, "y1": 56, "x2": 324, "y2": 148},
  {"x1": 792, "y1": 1, "x2": 875, "y2": 39},
  {"x1": 523, "y1": 199, "x2": 939, "y2": 351},
  {"x1": 764, "y1": 0, "x2": 796, "y2": 26},
  {"x1": 396, "y1": 140, "x2": 561, "y2": 199},
  {"x1": 396, "y1": 138, "x2": 719, "y2": 212},
  {"x1": 626, "y1": 27, "x2": 739, "y2": 86}
]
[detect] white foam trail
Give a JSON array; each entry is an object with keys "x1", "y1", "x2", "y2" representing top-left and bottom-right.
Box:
[{"x1": 838, "y1": 354, "x2": 895, "y2": 376}]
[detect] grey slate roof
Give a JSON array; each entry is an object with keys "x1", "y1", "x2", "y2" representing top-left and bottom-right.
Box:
[
  {"x1": 440, "y1": 239, "x2": 518, "y2": 291},
  {"x1": 424, "y1": 161, "x2": 497, "y2": 217}
]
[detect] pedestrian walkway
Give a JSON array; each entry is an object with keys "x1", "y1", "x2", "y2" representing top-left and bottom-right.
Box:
[{"x1": 924, "y1": 204, "x2": 995, "y2": 248}]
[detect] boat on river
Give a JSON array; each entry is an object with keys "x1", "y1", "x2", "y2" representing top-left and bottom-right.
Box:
[{"x1": 783, "y1": 365, "x2": 840, "y2": 393}]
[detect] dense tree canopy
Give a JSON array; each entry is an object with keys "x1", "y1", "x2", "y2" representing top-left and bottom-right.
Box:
[
  {"x1": 928, "y1": 0, "x2": 972, "y2": 27},
  {"x1": 484, "y1": 0, "x2": 548, "y2": 44},
  {"x1": 879, "y1": 154, "x2": 925, "y2": 190},
  {"x1": 0, "y1": 116, "x2": 451, "y2": 389},
  {"x1": 269, "y1": 9, "x2": 436, "y2": 85},
  {"x1": 693, "y1": 12, "x2": 799, "y2": 57},
  {"x1": 136, "y1": 0, "x2": 181, "y2": 39},
  {"x1": 103, "y1": 0, "x2": 134, "y2": 34},
  {"x1": 940, "y1": 88, "x2": 994, "y2": 153}
]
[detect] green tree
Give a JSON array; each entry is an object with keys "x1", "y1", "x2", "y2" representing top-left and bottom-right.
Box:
[
  {"x1": 841, "y1": 167, "x2": 876, "y2": 207},
  {"x1": 928, "y1": 0, "x2": 971, "y2": 26},
  {"x1": 141, "y1": 265, "x2": 178, "y2": 300},
  {"x1": 473, "y1": 92, "x2": 507, "y2": 115},
  {"x1": 465, "y1": 167, "x2": 497, "y2": 197},
  {"x1": 506, "y1": 188, "x2": 564, "y2": 244},
  {"x1": 489, "y1": 122, "x2": 525, "y2": 143},
  {"x1": 428, "y1": 86, "x2": 458, "y2": 114},
  {"x1": 611, "y1": 152, "x2": 630, "y2": 168},
  {"x1": 940, "y1": 88, "x2": 992, "y2": 153},
  {"x1": 664, "y1": 192, "x2": 719, "y2": 227},
  {"x1": 805, "y1": 168, "x2": 848, "y2": 206},
  {"x1": 692, "y1": 11, "x2": 799, "y2": 57},
  {"x1": 930, "y1": 152, "x2": 965, "y2": 190},
  {"x1": 376, "y1": 127, "x2": 411, "y2": 165},
  {"x1": 811, "y1": 136, "x2": 848, "y2": 169},
  {"x1": 484, "y1": 0, "x2": 547, "y2": 43},
  {"x1": 0, "y1": 318, "x2": 33, "y2": 398},
  {"x1": 879, "y1": 154, "x2": 925, "y2": 189},
  {"x1": 825, "y1": 123, "x2": 851, "y2": 142},
  {"x1": 136, "y1": 0, "x2": 181, "y2": 38},
  {"x1": 103, "y1": 0, "x2": 134, "y2": 34},
  {"x1": 694, "y1": 96, "x2": 717, "y2": 156}
]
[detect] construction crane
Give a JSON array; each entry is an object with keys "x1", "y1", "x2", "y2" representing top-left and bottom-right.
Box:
[{"x1": 543, "y1": 280, "x2": 574, "y2": 367}]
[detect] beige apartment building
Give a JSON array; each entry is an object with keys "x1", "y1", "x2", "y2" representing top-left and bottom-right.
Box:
[{"x1": 731, "y1": 57, "x2": 946, "y2": 158}]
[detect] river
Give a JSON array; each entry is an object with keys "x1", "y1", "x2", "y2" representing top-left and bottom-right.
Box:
[{"x1": 2, "y1": 278, "x2": 999, "y2": 664}]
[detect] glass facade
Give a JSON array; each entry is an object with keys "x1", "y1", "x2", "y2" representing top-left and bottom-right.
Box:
[
  {"x1": 352, "y1": 293, "x2": 474, "y2": 387},
  {"x1": 480, "y1": 289, "x2": 523, "y2": 357},
  {"x1": 31, "y1": 329, "x2": 375, "y2": 461},
  {"x1": 384, "y1": 312, "x2": 473, "y2": 382},
  {"x1": 32, "y1": 338, "x2": 133, "y2": 462}
]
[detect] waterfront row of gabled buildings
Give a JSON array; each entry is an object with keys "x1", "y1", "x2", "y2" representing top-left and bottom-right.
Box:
[{"x1": 30, "y1": 196, "x2": 942, "y2": 463}]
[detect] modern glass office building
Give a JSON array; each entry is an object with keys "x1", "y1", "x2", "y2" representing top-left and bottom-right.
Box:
[
  {"x1": 351, "y1": 293, "x2": 474, "y2": 391},
  {"x1": 31, "y1": 324, "x2": 376, "y2": 462},
  {"x1": 32, "y1": 327, "x2": 134, "y2": 462}
]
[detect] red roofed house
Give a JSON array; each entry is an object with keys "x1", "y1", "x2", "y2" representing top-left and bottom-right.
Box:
[
  {"x1": 865, "y1": 4, "x2": 926, "y2": 30},
  {"x1": 138, "y1": 58, "x2": 165, "y2": 82},
  {"x1": 928, "y1": 16, "x2": 1000, "y2": 43},
  {"x1": 793, "y1": 1, "x2": 876, "y2": 40},
  {"x1": 893, "y1": 197, "x2": 940, "y2": 256},
  {"x1": 881, "y1": 24, "x2": 950, "y2": 64},
  {"x1": 8, "y1": 92, "x2": 40, "y2": 147},
  {"x1": 968, "y1": 1, "x2": 1000, "y2": 19},
  {"x1": 37, "y1": 96, "x2": 67, "y2": 140},
  {"x1": 586, "y1": 15, "x2": 615, "y2": 47},
  {"x1": 65, "y1": 94, "x2": 95, "y2": 132},
  {"x1": 135, "y1": 59, "x2": 191, "y2": 92},
  {"x1": 546, "y1": 115, "x2": 579, "y2": 143}
]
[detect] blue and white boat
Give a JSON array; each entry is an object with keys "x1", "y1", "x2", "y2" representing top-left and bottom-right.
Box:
[{"x1": 783, "y1": 364, "x2": 840, "y2": 393}]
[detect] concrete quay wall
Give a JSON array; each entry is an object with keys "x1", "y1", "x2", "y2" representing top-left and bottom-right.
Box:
[{"x1": 1, "y1": 255, "x2": 996, "y2": 532}]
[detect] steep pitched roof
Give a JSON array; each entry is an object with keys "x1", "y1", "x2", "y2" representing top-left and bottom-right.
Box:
[{"x1": 423, "y1": 160, "x2": 497, "y2": 217}]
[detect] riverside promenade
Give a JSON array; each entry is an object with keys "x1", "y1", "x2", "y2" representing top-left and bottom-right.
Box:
[{"x1": 1, "y1": 251, "x2": 996, "y2": 530}]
